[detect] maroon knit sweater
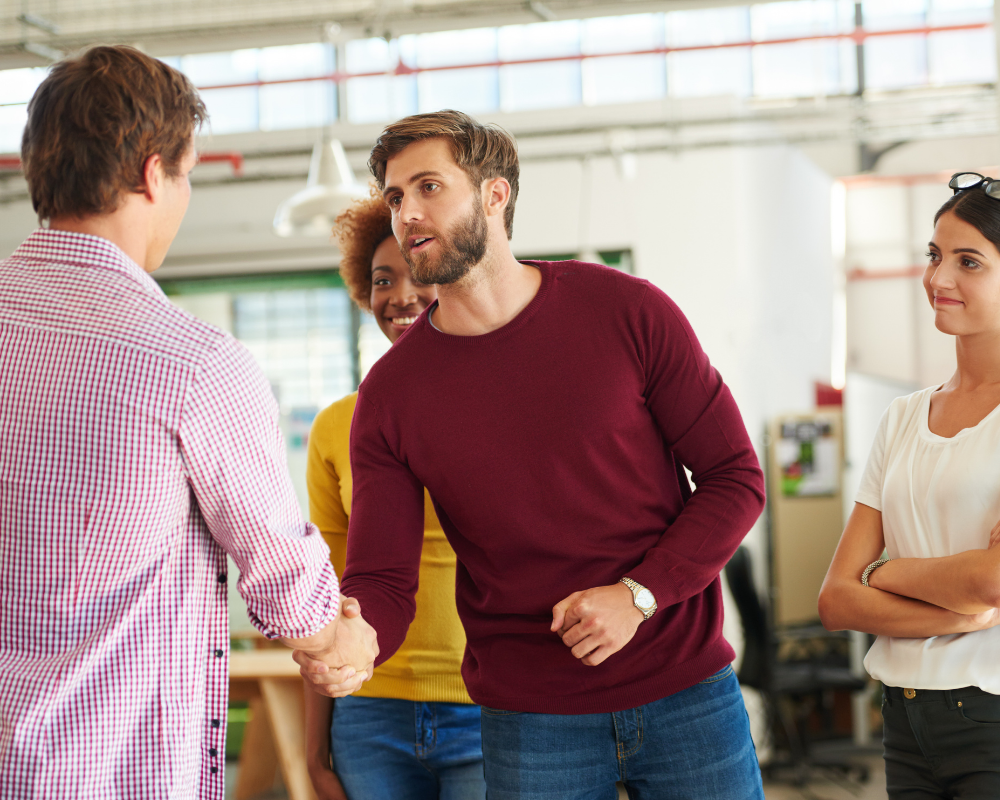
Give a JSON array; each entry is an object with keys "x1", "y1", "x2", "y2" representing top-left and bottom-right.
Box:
[{"x1": 341, "y1": 260, "x2": 765, "y2": 714}]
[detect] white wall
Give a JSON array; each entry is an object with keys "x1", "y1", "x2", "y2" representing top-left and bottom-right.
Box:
[{"x1": 845, "y1": 181, "x2": 958, "y2": 389}]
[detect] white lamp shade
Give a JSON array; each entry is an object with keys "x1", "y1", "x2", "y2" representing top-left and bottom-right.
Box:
[{"x1": 273, "y1": 139, "x2": 370, "y2": 238}]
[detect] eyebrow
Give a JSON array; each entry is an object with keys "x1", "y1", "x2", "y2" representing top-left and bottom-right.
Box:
[
  {"x1": 382, "y1": 170, "x2": 444, "y2": 199},
  {"x1": 927, "y1": 243, "x2": 988, "y2": 257},
  {"x1": 372, "y1": 265, "x2": 392, "y2": 273}
]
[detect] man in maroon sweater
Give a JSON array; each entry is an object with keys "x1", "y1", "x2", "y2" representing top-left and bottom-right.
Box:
[{"x1": 300, "y1": 110, "x2": 766, "y2": 799}]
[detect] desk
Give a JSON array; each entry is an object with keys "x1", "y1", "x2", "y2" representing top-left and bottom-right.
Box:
[{"x1": 229, "y1": 649, "x2": 315, "y2": 800}]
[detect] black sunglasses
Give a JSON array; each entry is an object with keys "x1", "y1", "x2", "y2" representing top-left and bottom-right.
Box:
[{"x1": 949, "y1": 172, "x2": 1000, "y2": 199}]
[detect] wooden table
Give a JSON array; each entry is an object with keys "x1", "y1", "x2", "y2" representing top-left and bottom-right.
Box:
[{"x1": 229, "y1": 649, "x2": 315, "y2": 800}]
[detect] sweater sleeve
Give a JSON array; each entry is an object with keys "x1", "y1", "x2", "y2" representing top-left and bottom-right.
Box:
[
  {"x1": 339, "y1": 388, "x2": 426, "y2": 665},
  {"x1": 626, "y1": 284, "x2": 765, "y2": 609}
]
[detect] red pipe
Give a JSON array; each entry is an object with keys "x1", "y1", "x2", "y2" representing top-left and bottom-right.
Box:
[
  {"x1": 194, "y1": 20, "x2": 991, "y2": 92},
  {"x1": 841, "y1": 166, "x2": 1000, "y2": 188},
  {"x1": 0, "y1": 151, "x2": 245, "y2": 175},
  {"x1": 847, "y1": 266, "x2": 925, "y2": 281}
]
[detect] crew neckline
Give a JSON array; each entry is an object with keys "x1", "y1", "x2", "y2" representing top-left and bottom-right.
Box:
[
  {"x1": 423, "y1": 260, "x2": 550, "y2": 344},
  {"x1": 919, "y1": 385, "x2": 1000, "y2": 443}
]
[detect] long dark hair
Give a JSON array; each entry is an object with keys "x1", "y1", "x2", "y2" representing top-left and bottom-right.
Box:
[{"x1": 935, "y1": 186, "x2": 1000, "y2": 253}]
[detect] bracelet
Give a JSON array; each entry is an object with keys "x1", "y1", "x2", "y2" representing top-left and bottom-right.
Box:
[{"x1": 861, "y1": 558, "x2": 890, "y2": 587}]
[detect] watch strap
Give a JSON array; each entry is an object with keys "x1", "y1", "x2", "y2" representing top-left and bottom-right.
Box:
[{"x1": 619, "y1": 576, "x2": 657, "y2": 620}]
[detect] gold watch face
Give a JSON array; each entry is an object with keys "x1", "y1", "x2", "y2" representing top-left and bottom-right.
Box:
[{"x1": 635, "y1": 588, "x2": 655, "y2": 610}]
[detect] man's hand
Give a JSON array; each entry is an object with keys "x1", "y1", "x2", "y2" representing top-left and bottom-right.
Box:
[
  {"x1": 551, "y1": 583, "x2": 644, "y2": 666},
  {"x1": 294, "y1": 597, "x2": 378, "y2": 698}
]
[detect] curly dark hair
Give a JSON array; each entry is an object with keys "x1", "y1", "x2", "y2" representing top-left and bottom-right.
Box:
[{"x1": 333, "y1": 189, "x2": 395, "y2": 312}]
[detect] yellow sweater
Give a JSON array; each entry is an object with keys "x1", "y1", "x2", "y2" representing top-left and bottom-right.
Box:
[{"x1": 306, "y1": 392, "x2": 472, "y2": 703}]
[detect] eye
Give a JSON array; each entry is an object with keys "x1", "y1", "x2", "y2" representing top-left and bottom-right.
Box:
[
  {"x1": 422, "y1": 182, "x2": 438, "y2": 193},
  {"x1": 962, "y1": 257, "x2": 981, "y2": 270},
  {"x1": 387, "y1": 194, "x2": 401, "y2": 207},
  {"x1": 373, "y1": 277, "x2": 391, "y2": 286},
  {"x1": 926, "y1": 251, "x2": 940, "y2": 264}
]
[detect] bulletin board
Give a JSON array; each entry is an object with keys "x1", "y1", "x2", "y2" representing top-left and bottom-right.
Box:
[{"x1": 767, "y1": 410, "x2": 845, "y2": 627}]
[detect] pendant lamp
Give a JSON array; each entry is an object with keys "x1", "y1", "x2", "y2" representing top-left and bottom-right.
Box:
[{"x1": 273, "y1": 138, "x2": 369, "y2": 237}]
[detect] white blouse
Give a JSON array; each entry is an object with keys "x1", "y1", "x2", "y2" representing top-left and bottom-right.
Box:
[{"x1": 857, "y1": 385, "x2": 1000, "y2": 693}]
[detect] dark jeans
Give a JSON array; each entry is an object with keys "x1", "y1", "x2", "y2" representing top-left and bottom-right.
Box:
[
  {"x1": 331, "y1": 696, "x2": 486, "y2": 800},
  {"x1": 883, "y1": 684, "x2": 1000, "y2": 799},
  {"x1": 479, "y1": 664, "x2": 763, "y2": 800}
]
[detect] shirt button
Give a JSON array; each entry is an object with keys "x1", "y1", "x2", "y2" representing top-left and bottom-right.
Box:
[
  {"x1": 217, "y1": 573, "x2": 227, "y2": 584},
  {"x1": 211, "y1": 719, "x2": 220, "y2": 728},
  {"x1": 209, "y1": 748, "x2": 218, "y2": 757},
  {"x1": 214, "y1": 649, "x2": 223, "y2": 658},
  {"x1": 210, "y1": 767, "x2": 218, "y2": 774}
]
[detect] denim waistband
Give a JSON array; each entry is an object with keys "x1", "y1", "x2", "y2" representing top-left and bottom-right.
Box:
[{"x1": 883, "y1": 684, "x2": 990, "y2": 706}]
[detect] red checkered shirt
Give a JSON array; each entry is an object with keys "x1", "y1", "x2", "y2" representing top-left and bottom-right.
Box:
[{"x1": 0, "y1": 229, "x2": 340, "y2": 799}]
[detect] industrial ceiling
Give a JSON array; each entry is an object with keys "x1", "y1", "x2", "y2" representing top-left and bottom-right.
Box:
[{"x1": 0, "y1": 0, "x2": 743, "y2": 68}]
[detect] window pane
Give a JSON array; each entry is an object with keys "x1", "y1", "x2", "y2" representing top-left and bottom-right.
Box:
[
  {"x1": 862, "y1": 0, "x2": 927, "y2": 31},
  {"x1": 418, "y1": 67, "x2": 499, "y2": 114},
  {"x1": 0, "y1": 67, "x2": 47, "y2": 105},
  {"x1": 666, "y1": 7, "x2": 750, "y2": 47},
  {"x1": 928, "y1": 0, "x2": 992, "y2": 24},
  {"x1": 0, "y1": 104, "x2": 27, "y2": 153},
  {"x1": 583, "y1": 55, "x2": 666, "y2": 105},
  {"x1": 581, "y1": 13, "x2": 664, "y2": 54},
  {"x1": 198, "y1": 87, "x2": 259, "y2": 134},
  {"x1": 346, "y1": 37, "x2": 393, "y2": 73},
  {"x1": 260, "y1": 82, "x2": 334, "y2": 131},
  {"x1": 181, "y1": 49, "x2": 258, "y2": 86},
  {"x1": 753, "y1": 41, "x2": 849, "y2": 97},
  {"x1": 499, "y1": 21, "x2": 580, "y2": 59},
  {"x1": 234, "y1": 287, "x2": 353, "y2": 410},
  {"x1": 359, "y1": 314, "x2": 391, "y2": 380},
  {"x1": 669, "y1": 49, "x2": 752, "y2": 97},
  {"x1": 864, "y1": 34, "x2": 928, "y2": 89},
  {"x1": 346, "y1": 74, "x2": 417, "y2": 123},
  {"x1": 259, "y1": 43, "x2": 331, "y2": 81},
  {"x1": 501, "y1": 62, "x2": 581, "y2": 111},
  {"x1": 416, "y1": 28, "x2": 497, "y2": 67},
  {"x1": 751, "y1": 0, "x2": 852, "y2": 40},
  {"x1": 928, "y1": 28, "x2": 996, "y2": 84}
]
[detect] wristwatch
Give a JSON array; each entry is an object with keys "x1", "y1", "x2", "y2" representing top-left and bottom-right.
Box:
[{"x1": 620, "y1": 577, "x2": 657, "y2": 621}]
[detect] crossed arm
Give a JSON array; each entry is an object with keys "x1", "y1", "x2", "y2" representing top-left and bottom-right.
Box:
[{"x1": 818, "y1": 502, "x2": 1000, "y2": 637}]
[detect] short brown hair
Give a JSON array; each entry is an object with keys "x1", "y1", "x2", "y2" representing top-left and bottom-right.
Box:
[
  {"x1": 333, "y1": 189, "x2": 395, "y2": 312},
  {"x1": 368, "y1": 109, "x2": 519, "y2": 239},
  {"x1": 22, "y1": 45, "x2": 207, "y2": 221}
]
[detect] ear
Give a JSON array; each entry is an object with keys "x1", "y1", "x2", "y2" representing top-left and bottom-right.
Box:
[
  {"x1": 482, "y1": 177, "x2": 510, "y2": 222},
  {"x1": 141, "y1": 154, "x2": 165, "y2": 203}
]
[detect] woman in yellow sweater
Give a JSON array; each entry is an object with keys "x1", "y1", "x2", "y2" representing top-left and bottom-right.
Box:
[{"x1": 304, "y1": 194, "x2": 484, "y2": 800}]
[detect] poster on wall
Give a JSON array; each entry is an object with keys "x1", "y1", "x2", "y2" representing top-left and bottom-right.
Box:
[{"x1": 777, "y1": 418, "x2": 838, "y2": 497}]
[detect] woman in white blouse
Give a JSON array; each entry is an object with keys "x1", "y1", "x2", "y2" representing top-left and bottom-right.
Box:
[{"x1": 821, "y1": 172, "x2": 1000, "y2": 798}]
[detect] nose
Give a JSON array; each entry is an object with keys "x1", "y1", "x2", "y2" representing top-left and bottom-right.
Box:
[
  {"x1": 929, "y1": 260, "x2": 957, "y2": 290},
  {"x1": 398, "y1": 192, "x2": 423, "y2": 226},
  {"x1": 389, "y1": 282, "x2": 419, "y2": 309}
]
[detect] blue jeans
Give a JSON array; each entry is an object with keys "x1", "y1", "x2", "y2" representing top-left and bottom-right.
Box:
[
  {"x1": 479, "y1": 664, "x2": 763, "y2": 800},
  {"x1": 331, "y1": 695, "x2": 486, "y2": 800}
]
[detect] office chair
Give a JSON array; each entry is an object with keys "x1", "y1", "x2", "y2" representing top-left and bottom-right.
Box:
[{"x1": 724, "y1": 546, "x2": 870, "y2": 785}]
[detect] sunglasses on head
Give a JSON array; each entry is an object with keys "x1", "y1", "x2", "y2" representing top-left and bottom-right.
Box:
[{"x1": 949, "y1": 172, "x2": 1000, "y2": 199}]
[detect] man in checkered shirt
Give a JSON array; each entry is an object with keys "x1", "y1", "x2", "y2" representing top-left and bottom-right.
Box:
[{"x1": 0, "y1": 45, "x2": 376, "y2": 798}]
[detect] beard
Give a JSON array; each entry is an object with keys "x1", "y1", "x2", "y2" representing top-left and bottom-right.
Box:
[{"x1": 403, "y1": 197, "x2": 488, "y2": 286}]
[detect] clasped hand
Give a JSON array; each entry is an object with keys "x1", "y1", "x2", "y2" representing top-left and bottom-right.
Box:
[
  {"x1": 293, "y1": 597, "x2": 378, "y2": 697},
  {"x1": 551, "y1": 582, "x2": 644, "y2": 666}
]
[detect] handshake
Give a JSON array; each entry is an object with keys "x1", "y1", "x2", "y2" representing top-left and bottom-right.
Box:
[{"x1": 291, "y1": 596, "x2": 379, "y2": 697}]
